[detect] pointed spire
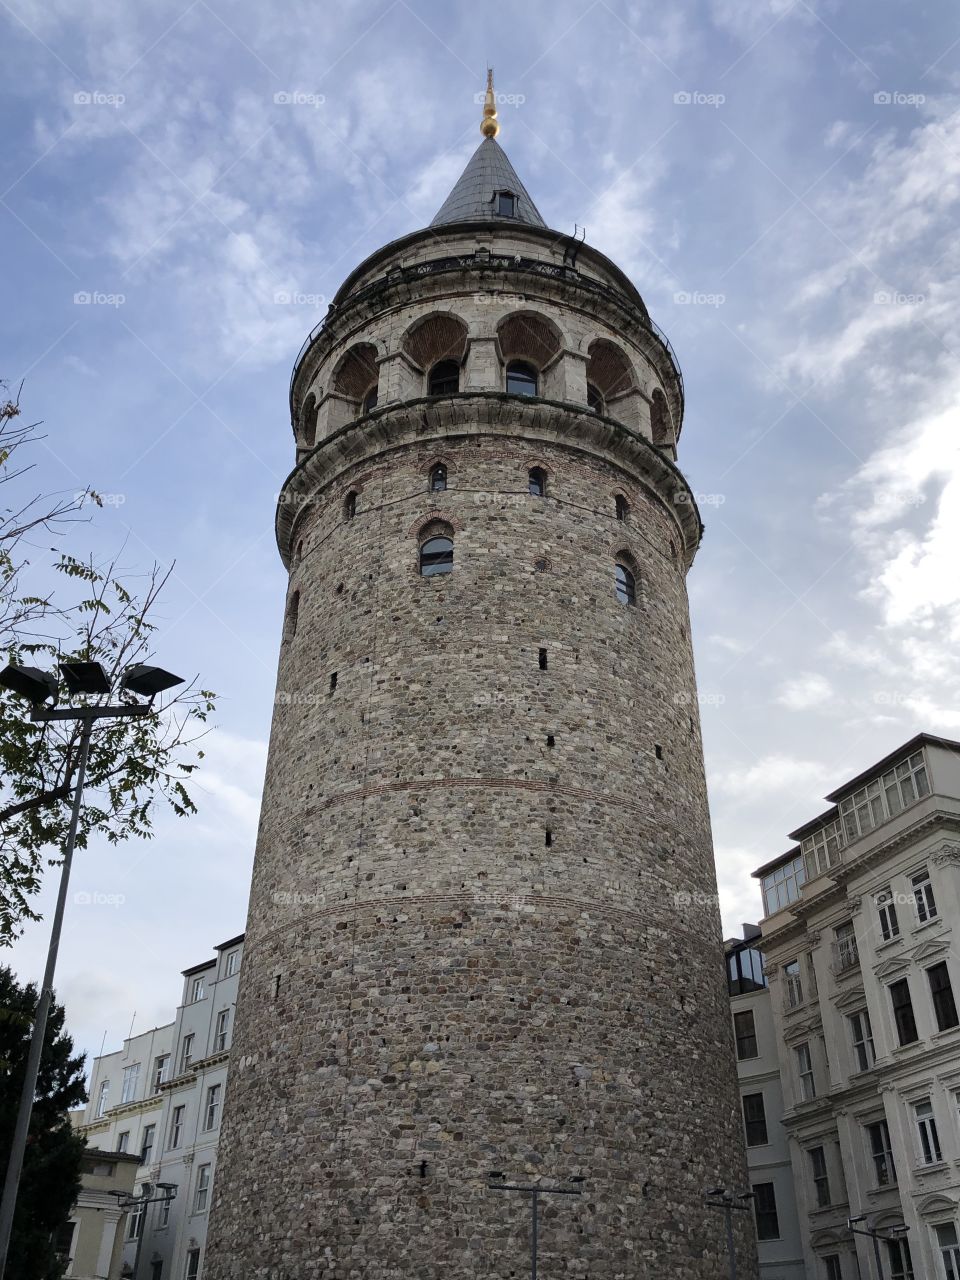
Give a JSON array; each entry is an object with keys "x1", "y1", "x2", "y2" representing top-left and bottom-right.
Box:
[{"x1": 480, "y1": 68, "x2": 500, "y2": 139}]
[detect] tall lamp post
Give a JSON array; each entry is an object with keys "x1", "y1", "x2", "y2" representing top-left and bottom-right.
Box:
[
  {"x1": 705, "y1": 1186, "x2": 755, "y2": 1280},
  {"x1": 488, "y1": 1171, "x2": 585, "y2": 1280},
  {"x1": 0, "y1": 660, "x2": 184, "y2": 1280},
  {"x1": 848, "y1": 1213, "x2": 910, "y2": 1280}
]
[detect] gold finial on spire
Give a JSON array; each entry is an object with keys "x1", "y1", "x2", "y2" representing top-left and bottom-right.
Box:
[{"x1": 480, "y1": 67, "x2": 500, "y2": 139}]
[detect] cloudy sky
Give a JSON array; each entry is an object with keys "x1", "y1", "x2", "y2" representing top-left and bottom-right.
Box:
[{"x1": 4, "y1": 0, "x2": 958, "y2": 1071}]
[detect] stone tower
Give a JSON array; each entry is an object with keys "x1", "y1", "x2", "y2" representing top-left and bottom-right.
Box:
[{"x1": 206, "y1": 79, "x2": 754, "y2": 1280}]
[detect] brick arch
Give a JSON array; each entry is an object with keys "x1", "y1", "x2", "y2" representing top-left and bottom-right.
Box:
[
  {"x1": 497, "y1": 310, "x2": 563, "y2": 368},
  {"x1": 407, "y1": 509, "x2": 464, "y2": 539},
  {"x1": 650, "y1": 387, "x2": 673, "y2": 447},
  {"x1": 300, "y1": 391, "x2": 319, "y2": 448},
  {"x1": 401, "y1": 312, "x2": 468, "y2": 371},
  {"x1": 331, "y1": 342, "x2": 379, "y2": 401},
  {"x1": 587, "y1": 338, "x2": 637, "y2": 400}
]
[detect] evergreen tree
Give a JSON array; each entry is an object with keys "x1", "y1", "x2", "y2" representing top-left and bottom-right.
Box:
[{"x1": 0, "y1": 966, "x2": 86, "y2": 1280}]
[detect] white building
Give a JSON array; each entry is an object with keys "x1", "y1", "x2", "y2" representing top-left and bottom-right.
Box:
[
  {"x1": 726, "y1": 926, "x2": 805, "y2": 1280},
  {"x1": 79, "y1": 934, "x2": 243, "y2": 1280},
  {"x1": 755, "y1": 734, "x2": 960, "y2": 1280}
]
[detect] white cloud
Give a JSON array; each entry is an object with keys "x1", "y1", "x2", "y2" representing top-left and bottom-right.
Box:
[{"x1": 777, "y1": 672, "x2": 834, "y2": 709}]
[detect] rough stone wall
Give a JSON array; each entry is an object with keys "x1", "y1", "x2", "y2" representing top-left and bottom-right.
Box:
[{"x1": 205, "y1": 404, "x2": 756, "y2": 1277}]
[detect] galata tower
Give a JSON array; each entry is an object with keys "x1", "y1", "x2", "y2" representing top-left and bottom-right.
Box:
[{"x1": 206, "y1": 75, "x2": 754, "y2": 1280}]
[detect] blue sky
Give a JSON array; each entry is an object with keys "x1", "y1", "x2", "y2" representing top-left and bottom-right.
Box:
[{"x1": 4, "y1": 0, "x2": 959, "y2": 1069}]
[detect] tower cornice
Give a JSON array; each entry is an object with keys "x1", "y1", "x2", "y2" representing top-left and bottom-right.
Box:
[{"x1": 276, "y1": 392, "x2": 703, "y2": 570}]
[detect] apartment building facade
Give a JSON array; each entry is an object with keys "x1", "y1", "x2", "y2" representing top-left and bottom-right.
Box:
[
  {"x1": 78, "y1": 935, "x2": 243, "y2": 1280},
  {"x1": 727, "y1": 927, "x2": 805, "y2": 1280},
  {"x1": 755, "y1": 734, "x2": 960, "y2": 1280}
]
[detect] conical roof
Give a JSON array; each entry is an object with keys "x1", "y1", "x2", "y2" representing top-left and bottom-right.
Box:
[{"x1": 430, "y1": 137, "x2": 546, "y2": 229}]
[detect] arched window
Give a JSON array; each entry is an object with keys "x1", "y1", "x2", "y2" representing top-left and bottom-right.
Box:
[
  {"x1": 362, "y1": 386, "x2": 378, "y2": 414},
  {"x1": 587, "y1": 383, "x2": 604, "y2": 414},
  {"x1": 615, "y1": 495, "x2": 629, "y2": 522},
  {"x1": 506, "y1": 361, "x2": 538, "y2": 397},
  {"x1": 428, "y1": 359, "x2": 460, "y2": 396},
  {"x1": 528, "y1": 467, "x2": 547, "y2": 497},
  {"x1": 615, "y1": 562, "x2": 636, "y2": 607},
  {"x1": 345, "y1": 492, "x2": 358, "y2": 520},
  {"x1": 332, "y1": 343, "x2": 378, "y2": 415},
  {"x1": 284, "y1": 590, "x2": 300, "y2": 640},
  {"x1": 420, "y1": 535, "x2": 454, "y2": 577},
  {"x1": 429, "y1": 464, "x2": 447, "y2": 492},
  {"x1": 651, "y1": 388, "x2": 670, "y2": 446}
]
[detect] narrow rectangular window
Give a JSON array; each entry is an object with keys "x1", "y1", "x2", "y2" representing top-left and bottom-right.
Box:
[
  {"x1": 795, "y1": 1041, "x2": 816, "y2": 1100},
  {"x1": 151, "y1": 1262, "x2": 163, "y2": 1280},
  {"x1": 733, "y1": 1010, "x2": 758, "y2": 1060},
  {"x1": 936, "y1": 1224, "x2": 960, "y2": 1280},
  {"x1": 203, "y1": 1083, "x2": 222, "y2": 1131},
  {"x1": 886, "y1": 1237, "x2": 915, "y2": 1280},
  {"x1": 127, "y1": 1199, "x2": 144, "y2": 1241},
  {"x1": 912, "y1": 868, "x2": 937, "y2": 923},
  {"x1": 914, "y1": 1098, "x2": 942, "y2": 1164},
  {"x1": 890, "y1": 979, "x2": 919, "y2": 1046},
  {"x1": 194, "y1": 1164, "x2": 211, "y2": 1213},
  {"x1": 185, "y1": 1247, "x2": 201, "y2": 1280},
  {"x1": 329, "y1": 671, "x2": 338, "y2": 692},
  {"x1": 538, "y1": 648, "x2": 547, "y2": 670},
  {"x1": 867, "y1": 1119, "x2": 896, "y2": 1186},
  {"x1": 117, "y1": 1131, "x2": 130, "y2": 1153},
  {"x1": 96, "y1": 1079, "x2": 110, "y2": 1117},
  {"x1": 141, "y1": 1123, "x2": 156, "y2": 1165},
  {"x1": 545, "y1": 828, "x2": 552, "y2": 848},
  {"x1": 928, "y1": 962, "x2": 959, "y2": 1032},
  {"x1": 834, "y1": 922, "x2": 859, "y2": 972},
  {"x1": 121, "y1": 1063, "x2": 140, "y2": 1104},
  {"x1": 215, "y1": 1009, "x2": 230, "y2": 1052},
  {"x1": 752, "y1": 1182, "x2": 779, "y2": 1240},
  {"x1": 190, "y1": 976, "x2": 205, "y2": 1003},
  {"x1": 809, "y1": 1145, "x2": 830, "y2": 1207},
  {"x1": 225, "y1": 950, "x2": 240, "y2": 977},
  {"x1": 784, "y1": 959, "x2": 804, "y2": 1008},
  {"x1": 849, "y1": 1009, "x2": 875, "y2": 1072},
  {"x1": 180, "y1": 1032, "x2": 195, "y2": 1074},
  {"x1": 742, "y1": 1093, "x2": 768, "y2": 1146},
  {"x1": 153, "y1": 1054, "x2": 170, "y2": 1094},
  {"x1": 876, "y1": 888, "x2": 900, "y2": 941},
  {"x1": 823, "y1": 1256, "x2": 843, "y2": 1280},
  {"x1": 169, "y1": 1104, "x2": 185, "y2": 1150}
]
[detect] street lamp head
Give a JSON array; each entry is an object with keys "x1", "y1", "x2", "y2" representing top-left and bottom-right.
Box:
[
  {"x1": 0, "y1": 664, "x2": 58, "y2": 704},
  {"x1": 889, "y1": 1224, "x2": 910, "y2": 1236},
  {"x1": 59, "y1": 661, "x2": 111, "y2": 697},
  {"x1": 121, "y1": 665, "x2": 185, "y2": 698}
]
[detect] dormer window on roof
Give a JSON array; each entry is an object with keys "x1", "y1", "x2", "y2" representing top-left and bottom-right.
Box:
[{"x1": 496, "y1": 191, "x2": 517, "y2": 217}]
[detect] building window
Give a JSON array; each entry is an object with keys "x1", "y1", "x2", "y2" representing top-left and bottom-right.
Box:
[
  {"x1": 849, "y1": 1009, "x2": 875, "y2": 1072},
  {"x1": 204, "y1": 1083, "x2": 222, "y2": 1131},
  {"x1": 890, "y1": 979, "x2": 919, "y2": 1046},
  {"x1": 809, "y1": 1145, "x2": 830, "y2": 1207},
  {"x1": 912, "y1": 868, "x2": 938, "y2": 924},
  {"x1": 876, "y1": 888, "x2": 900, "y2": 942},
  {"x1": 834, "y1": 921, "x2": 859, "y2": 972},
  {"x1": 823, "y1": 1256, "x2": 843, "y2": 1280},
  {"x1": 587, "y1": 383, "x2": 604, "y2": 414},
  {"x1": 752, "y1": 1183, "x2": 779, "y2": 1240},
  {"x1": 158, "y1": 1194, "x2": 172, "y2": 1228},
  {"x1": 429, "y1": 463, "x2": 447, "y2": 492},
  {"x1": 886, "y1": 1237, "x2": 914, "y2": 1280},
  {"x1": 727, "y1": 945, "x2": 766, "y2": 995},
  {"x1": 225, "y1": 950, "x2": 240, "y2": 977},
  {"x1": 180, "y1": 1033, "x2": 195, "y2": 1073},
  {"x1": 784, "y1": 959, "x2": 804, "y2": 1008},
  {"x1": 801, "y1": 819, "x2": 844, "y2": 880},
  {"x1": 194, "y1": 1164, "x2": 211, "y2": 1213},
  {"x1": 117, "y1": 1131, "x2": 130, "y2": 1153},
  {"x1": 936, "y1": 1224, "x2": 960, "y2": 1280},
  {"x1": 928, "y1": 962, "x2": 959, "y2": 1032},
  {"x1": 215, "y1": 1009, "x2": 230, "y2": 1052},
  {"x1": 839, "y1": 778, "x2": 886, "y2": 842},
  {"x1": 190, "y1": 976, "x2": 205, "y2": 1003},
  {"x1": 795, "y1": 1042, "x2": 816, "y2": 1100},
  {"x1": 615, "y1": 562, "x2": 636, "y2": 607},
  {"x1": 169, "y1": 1105, "x2": 185, "y2": 1150},
  {"x1": 762, "y1": 854, "x2": 806, "y2": 915},
  {"x1": 427, "y1": 359, "x2": 459, "y2": 396},
  {"x1": 507, "y1": 361, "x2": 538, "y2": 397},
  {"x1": 882, "y1": 750, "x2": 929, "y2": 815},
  {"x1": 419, "y1": 535, "x2": 454, "y2": 577},
  {"x1": 496, "y1": 191, "x2": 517, "y2": 216},
  {"x1": 153, "y1": 1054, "x2": 170, "y2": 1094},
  {"x1": 121, "y1": 1063, "x2": 140, "y2": 1104},
  {"x1": 915, "y1": 1098, "x2": 942, "y2": 1164},
  {"x1": 96, "y1": 1079, "x2": 110, "y2": 1117},
  {"x1": 345, "y1": 491, "x2": 358, "y2": 520},
  {"x1": 362, "y1": 385, "x2": 378, "y2": 414},
  {"x1": 615, "y1": 494, "x2": 629, "y2": 521},
  {"x1": 141, "y1": 1123, "x2": 156, "y2": 1165},
  {"x1": 867, "y1": 1119, "x2": 896, "y2": 1186},
  {"x1": 528, "y1": 466, "x2": 547, "y2": 496},
  {"x1": 733, "y1": 1009, "x2": 758, "y2": 1060},
  {"x1": 151, "y1": 1262, "x2": 163, "y2": 1280},
  {"x1": 127, "y1": 1198, "x2": 145, "y2": 1241},
  {"x1": 742, "y1": 1093, "x2": 768, "y2": 1146},
  {"x1": 185, "y1": 1247, "x2": 201, "y2": 1280}
]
